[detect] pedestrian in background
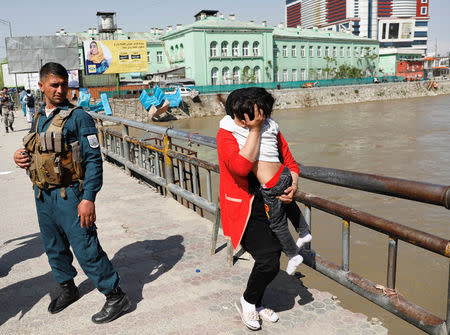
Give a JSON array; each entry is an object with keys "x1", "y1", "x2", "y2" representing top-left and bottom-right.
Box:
[
  {"x1": 1, "y1": 87, "x2": 14, "y2": 133},
  {"x1": 20, "y1": 88, "x2": 27, "y2": 116},
  {"x1": 24, "y1": 89, "x2": 36, "y2": 123}
]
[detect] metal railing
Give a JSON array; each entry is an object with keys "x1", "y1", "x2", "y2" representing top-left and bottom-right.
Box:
[{"x1": 89, "y1": 113, "x2": 449, "y2": 335}]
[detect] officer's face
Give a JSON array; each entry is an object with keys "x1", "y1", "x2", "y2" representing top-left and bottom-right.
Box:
[{"x1": 39, "y1": 74, "x2": 68, "y2": 108}]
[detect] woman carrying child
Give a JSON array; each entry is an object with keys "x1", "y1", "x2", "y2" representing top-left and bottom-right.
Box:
[{"x1": 217, "y1": 87, "x2": 311, "y2": 331}]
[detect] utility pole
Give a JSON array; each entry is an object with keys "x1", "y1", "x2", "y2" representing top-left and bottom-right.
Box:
[{"x1": 0, "y1": 18, "x2": 19, "y2": 104}]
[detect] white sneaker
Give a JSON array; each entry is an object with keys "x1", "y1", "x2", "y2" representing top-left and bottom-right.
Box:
[
  {"x1": 256, "y1": 307, "x2": 279, "y2": 323},
  {"x1": 286, "y1": 254, "x2": 303, "y2": 275},
  {"x1": 296, "y1": 233, "x2": 312, "y2": 249},
  {"x1": 234, "y1": 301, "x2": 261, "y2": 330}
]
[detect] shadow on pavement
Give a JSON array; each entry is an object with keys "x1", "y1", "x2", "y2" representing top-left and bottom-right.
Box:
[
  {"x1": 0, "y1": 233, "x2": 44, "y2": 278},
  {"x1": 0, "y1": 271, "x2": 54, "y2": 326},
  {"x1": 262, "y1": 270, "x2": 314, "y2": 312},
  {"x1": 0, "y1": 235, "x2": 184, "y2": 325},
  {"x1": 78, "y1": 235, "x2": 185, "y2": 313}
]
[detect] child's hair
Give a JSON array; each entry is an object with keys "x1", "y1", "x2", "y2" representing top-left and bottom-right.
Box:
[{"x1": 225, "y1": 87, "x2": 275, "y2": 121}]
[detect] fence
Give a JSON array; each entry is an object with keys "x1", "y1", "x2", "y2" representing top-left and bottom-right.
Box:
[
  {"x1": 89, "y1": 112, "x2": 449, "y2": 335},
  {"x1": 99, "y1": 76, "x2": 403, "y2": 98}
]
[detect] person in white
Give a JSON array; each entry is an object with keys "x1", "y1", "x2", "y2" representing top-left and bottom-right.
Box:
[{"x1": 23, "y1": 90, "x2": 36, "y2": 123}]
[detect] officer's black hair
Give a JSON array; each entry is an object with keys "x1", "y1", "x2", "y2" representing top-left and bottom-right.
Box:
[
  {"x1": 40, "y1": 62, "x2": 68, "y2": 82},
  {"x1": 225, "y1": 87, "x2": 274, "y2": 121}
]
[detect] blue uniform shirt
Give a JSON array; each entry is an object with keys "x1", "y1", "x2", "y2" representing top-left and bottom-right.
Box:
[{"x1": 31, "y1": 100, "x2": 102, "y2": 202}]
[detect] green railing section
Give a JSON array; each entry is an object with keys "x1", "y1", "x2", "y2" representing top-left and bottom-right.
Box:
[{"x1": 99, "y1": 76, "x2": 403, "y2": 98}]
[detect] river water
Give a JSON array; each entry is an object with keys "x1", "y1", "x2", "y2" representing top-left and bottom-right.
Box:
[{"x1": 142, "y1": 95, "x2": 450, "y2": 334}]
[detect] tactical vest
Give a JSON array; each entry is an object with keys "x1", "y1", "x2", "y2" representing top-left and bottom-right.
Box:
[{"x1": 23, "y1": 108, "x2": 84, "y2": 198}]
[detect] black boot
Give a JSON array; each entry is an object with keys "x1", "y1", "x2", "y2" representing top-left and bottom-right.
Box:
[
  {"x1": 48, "y1": 279, "x2": 80, "y2": 314},
  {"x1": 91, "y1": 287, "x2": 131, "y2": 324}
]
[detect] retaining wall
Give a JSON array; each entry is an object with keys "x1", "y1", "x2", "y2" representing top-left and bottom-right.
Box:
[{"x1": 108, "y1": 80, "x2": 450, "y2": 122}]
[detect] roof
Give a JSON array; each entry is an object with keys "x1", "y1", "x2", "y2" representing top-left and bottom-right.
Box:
[
  {"x1": 162, "y1": 16, "x2": 272, "y2": 39},
  {"x1": 194, "y1": 10, "x2": 219, "y2": 17},
  {"x1": 273, "y1": 27, "x2": 378, "y2": 43}
]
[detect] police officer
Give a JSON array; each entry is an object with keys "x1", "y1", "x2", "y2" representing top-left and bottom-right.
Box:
[{"x1": 13, "y1": 62, "x2": 130, "y2": 323}]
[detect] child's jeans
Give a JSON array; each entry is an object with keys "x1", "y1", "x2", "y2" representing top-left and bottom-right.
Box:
[{"x1": 260, "y1": 166, "x2": 309, "y2": 258}]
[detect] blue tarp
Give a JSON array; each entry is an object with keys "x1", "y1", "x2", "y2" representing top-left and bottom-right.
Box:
[
  {"x1": 100, "y1": 93, "x2": 112, "y2": 115},
  {"x1": 139, "y1": 84, "x2": 166, "y2": 110},
  {"x1": 77, "y1": 90, "x2": 91, "y2": 109},
  {"x1": 165, "y1": 87, "x2": 183, "y2": 107}
]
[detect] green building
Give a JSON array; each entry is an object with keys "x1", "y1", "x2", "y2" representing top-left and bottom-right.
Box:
[{"x1": 71, "y1": 10, "x2": 380, "y2": 87}]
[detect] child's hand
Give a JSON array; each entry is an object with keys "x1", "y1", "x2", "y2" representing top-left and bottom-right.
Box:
[{"x1": 244, "y1": 104, "x2": 265, "y2": 131}]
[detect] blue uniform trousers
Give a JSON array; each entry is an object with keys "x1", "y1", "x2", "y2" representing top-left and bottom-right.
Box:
[{"x1": 35, "y1": 185, "x2": 119, "y2": 294}]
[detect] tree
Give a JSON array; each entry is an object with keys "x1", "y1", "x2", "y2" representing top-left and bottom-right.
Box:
[{"x1": 323, "y1": 56, "x2": 337, "y2": 79}]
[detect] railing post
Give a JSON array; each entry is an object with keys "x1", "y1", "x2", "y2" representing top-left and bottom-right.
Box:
[
  {"x1": 387, "y1": 237, "x2": 398, "y2": 289},
  {"x1": 206, "y1": 170, "x2": 212, "y2": 202},
  {"x1": 163, "y1": 133, "x2": 175, "y2": 197},
  {"x1": 342, "y1": 219, "x2": 350, "y2": 271},
  {"x1": 305, "y1": 205, "x2": 312, "y2": 250},
  {"x1": 210, "y1": 199, "x2": 220, "y2": 255},
  {"x1": 121, "y1": 124, "x2": 131, "y2": 175},
  {"x1": 97, "y1": 119, "x2": 105, "y2": 159},
  {"x1": 446, "y1": 261, "x2": 450, "y2": 333}
]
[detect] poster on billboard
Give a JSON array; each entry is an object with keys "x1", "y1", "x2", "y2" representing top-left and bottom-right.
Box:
[{"x1": 83, "y1": 40, "x2": 147, "y2": 75}]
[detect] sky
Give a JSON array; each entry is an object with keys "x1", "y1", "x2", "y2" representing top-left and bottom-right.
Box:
[{"x1": 0, "y1": 0, "x2": 449, "y2": 58}]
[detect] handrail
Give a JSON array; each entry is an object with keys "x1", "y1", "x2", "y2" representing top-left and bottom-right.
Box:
[
  {"x1": 298, "y1": 165, "x2": 450, "y2": 209},
  {"x1": 88, "y1": 112, "x2": 449, "y2": 334}
]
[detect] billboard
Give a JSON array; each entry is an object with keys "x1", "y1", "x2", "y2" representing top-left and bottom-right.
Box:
[
  {"x1": 83, "y1": 40, "x2": 147, "y2": 75},
  {"x1": 6, "y1": 35, "x2": 79, "y2": 74}
]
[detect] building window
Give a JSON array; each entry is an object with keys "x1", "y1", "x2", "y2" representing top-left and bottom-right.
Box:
[
  {"x1": 232, "y1": 42, "x2": 239, "y2": 56},
  {"x1": 309, "y1": 69, "x2": 315, "y2": 80},
  {"x1": 221, "y1": 42, "x2": 228, "y2": 56},
  {"x1": 243, "y1": 42, "x2": 249, "y2": 56},
  {"x1": 210, "y1": 42, "x2": 217, "y2": 57},
  {"x1": 421, "y1": 6, "x2": 427, "y2": 15},
  {"x1": 283, "y1": 69, "x2": 288, "y2": 82},
  {"x1": 301, "y1": 45, "x2": 305, "y2": 57},
  {"x1": 421, "y1": 0, "x2": 427, "y2": 3},
  {"x1": 360, "y1": 47, "x2": 364, "y2": 57},
  {"x1": 309, "y1": 46, "x2": 314, "y2": 57},
  {"x1": 333, "y1": 46, "x2": 337, "y2": 57},
  {"x1": 274, "y1": 45, "x2": 279, "y2": 57},
  {"x1": 325, "y1": 46, "x2": 329, "y2": 57},
  {"x1": 340, "y1": 47, "x2": 344, "y2": 57},
  {"x1": 317, "y1": 68, "x2": 322, "y2": 80},
  {"x1": 292, "y1": 46, "x2": 297, "y2": 57},
  {"x1": 347, "y1": 47, "x2": 351, "y2": 58},
  {"x1": 156, "y1": 51, "x2": 163, "y2": 63},
  {"x1": 283, "y1": 45, "x2": 288, "y2": 57},
  {"x1": 211, "y1": 68, "x2": 218, "y2": 85},
  {"x1": 292, "y1": 69, "x2": 298, "y2": 81},
  {"x1": 242, "y1": 66, "x2": 251, "y2": 83},
  {"x1": 300, "y1": 68, "x2": 306, "y2": 80},
  {"x1": 354, "y1": 47, "x2": 358, "y2": 57},
  {"x1": 274, "y1": 71, "x2": 279, "y2": 82},
  {"x1": 317, "y1": 46, "x2": 322, "y2": 57},
  {"x1": 253, "y1": 42, "x2": 259, "y2": 56},
  {"x1": 254, "y1": 66, "x2": 260, "y2": 83},
  {"x1": 147, "y1": 51, "x2": 150, "y2": 63},
  {"x1": 233, "y1": 67, "x2": 240, "y2": 84},
  {"x1": 222, "y1": 67, "x2": 230, "y2": 84}
]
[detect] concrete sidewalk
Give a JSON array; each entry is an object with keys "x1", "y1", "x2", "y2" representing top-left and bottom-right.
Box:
[{"x1": 0, "y1": 114, "x2": 387, "y2": 335}]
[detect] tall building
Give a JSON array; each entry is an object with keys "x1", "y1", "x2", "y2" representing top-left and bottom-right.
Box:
[{"x1": 285, "y1": 0, "x2": 429, "y2": 55}]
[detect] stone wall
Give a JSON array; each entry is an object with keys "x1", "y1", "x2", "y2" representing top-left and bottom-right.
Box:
[{"x1": 107, "y1": 80, "x2": 450, "y2": 122}]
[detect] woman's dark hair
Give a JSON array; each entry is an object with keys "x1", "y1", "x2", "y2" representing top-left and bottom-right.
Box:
[
  {"x1": 225, "y1": 87, "x2": 275, "y2": 121},
  {"x1": 39, "y1": 62, "x2": 68, "y2": 82}
]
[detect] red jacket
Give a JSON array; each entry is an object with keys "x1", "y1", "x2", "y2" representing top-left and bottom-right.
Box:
[{"x1": 217, "y1": 128, "x2": 300, "y2": 249}]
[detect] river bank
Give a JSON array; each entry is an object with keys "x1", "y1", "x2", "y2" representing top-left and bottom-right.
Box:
[{"x1": 108, "y1": 80, "x2": 450, "y2": 122}]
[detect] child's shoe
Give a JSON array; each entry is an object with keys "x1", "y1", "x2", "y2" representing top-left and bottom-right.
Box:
[{"x1": 256, "y1": 306, "x2": 279, "y2": 323}]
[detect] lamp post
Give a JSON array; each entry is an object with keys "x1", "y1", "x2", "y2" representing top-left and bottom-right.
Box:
[{"x1": 0, "y1": 18, "x2": 19, "y2": 105}]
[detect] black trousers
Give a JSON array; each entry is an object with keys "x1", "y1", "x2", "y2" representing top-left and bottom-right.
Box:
[{"x1": 241, "y1": 195, "x2": 282, "y2": 307}]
